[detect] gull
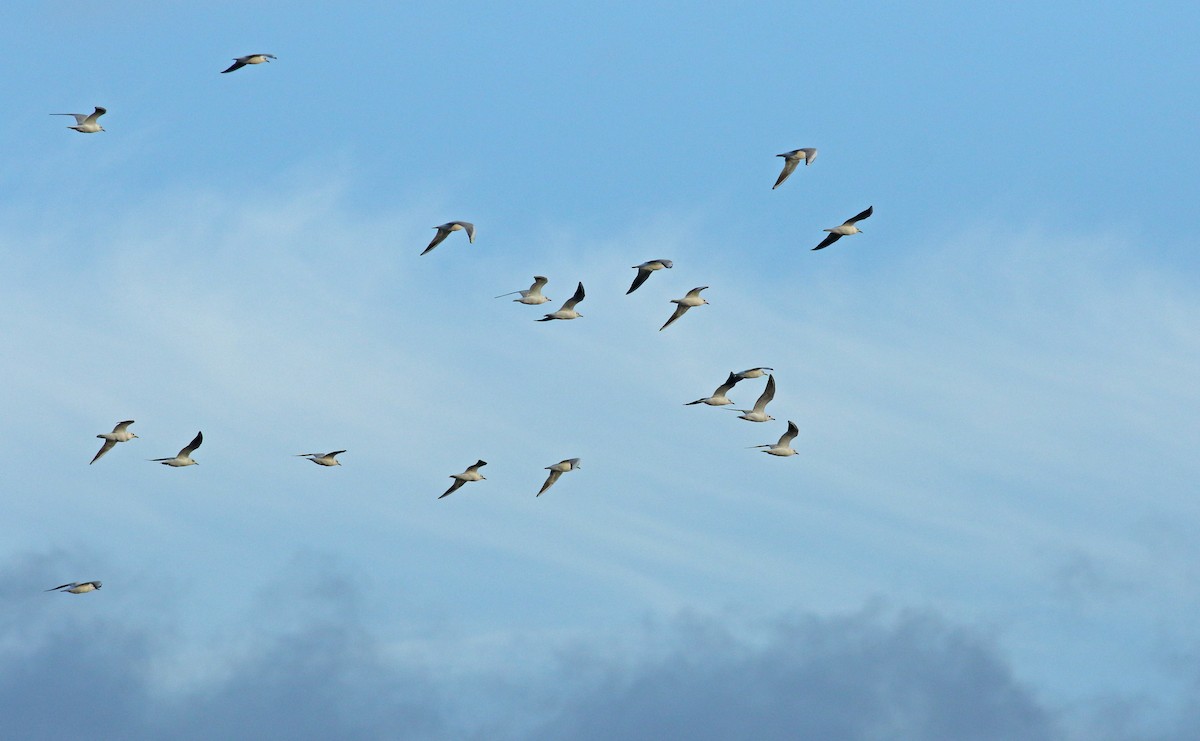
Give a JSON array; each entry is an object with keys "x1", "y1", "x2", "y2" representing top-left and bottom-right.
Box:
[
  {"x1": 51, "y1": 107, "x2": 106, "y2": 133},
  {"x1": 731, "y1": 374, "x2": 776, "y2": 422},
  {"x1": 151, "y1": 431, "x2": 203, "y2": 467},
  {"x1": 421, "y1": 221, "x2": 476, "y2": 255},
  {"x1": 538, "y1": 458, "x2": 581, "y2": 496},
  {"x1": 734, "y1": 367, "x2": 774, "y2": 380},
  {"x1": 685, "y1": 372, "x2": 743, "y2": 406},
  {"x1": 90, "y1": 420, "x2": 137, "y2": 465},
  {"x1": 45, "y1": 581, "x2": 102, "y2": 594},
  {"x1": 440, "y1": 460, "x2": 487, "y2": 498},
  {"x1": 496, "y1": 276, "x2": 551, "y2": 305},
  {"x1": 627, "y1": 259, "x2": 673, "y2": 294},
  {"x1": 660, "y1": 286, "x2": 709, "y2": 331},
  {"x1": 221, "y1": 54, "x2": 277, "y2": 73},
  {"x1": 813, "y1": 206, "x2": 873, "y2": 250},
  {"x1": 297, "y1": 450, "x2": 345, "y2": 467},
  {"x1": 773, "y1": 148, "x2": 818, "y2": 189},
  {"x1": 537, "y1": 282, "x2": 585, "y2": 321},
  {"x1": 749, "y1": 421, "x2": 800, "y2": 456}
]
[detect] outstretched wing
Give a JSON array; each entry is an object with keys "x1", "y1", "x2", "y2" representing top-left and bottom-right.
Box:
[
  {"x1": 538, "y1": 469, "x2": 562, "y2": 496},
  {"x1": 844, "y1": 205, "x2": 873, "y2": 226},
  {"x1": 460, "y1": 222, "x2": 477, "y2": 243},
  {"x1": 812, "y1": 232, "x2": 842, "y2": 251},
  {"x1": 221, "y1": 59, "x2": 248, "y2": 74},
  {"x1": 51, "y1": 113, "x2": 89, "y2": 125},
  {"x1": 45, "y1": 583, "x2": 76, "y2": 592},
  {"x1": 90, "y1": 439, "x2": 117, "y2": 465},
  {"x1": 685, "y1": 286, "x2": 708, "y2": 299},
  {"x1": 779, "y1": 421, "x2": 800, "y2": 447},
  {"x1": 714, "y1": 372, "x2": 742, "y2": 397},
  {"x1": 659, "y1": 303, "x2": 689, "y2": 331},
  {"x1": 563, "y1": 282, "x2": 585, "y2": 310},
  {"x1": 113, "y1": 420, "x2": 135, "y2": 433},
  {"x1": 773, "y1": 155, "x2": 800, "y2": 189},
  {"x1": 179, "y1": 431, "x2": 203, "y2": 457},
  {"x1": 753, "y1": 375, "x2": 776, "y2": 413},
  {"x1": 83, "y1": 107, "x2": 107, "y2": 125},
  {"x1": 439, "y1": 478, "x2": 466, "y2": 499},
  {"x1": 627, "y1": 267, "x2": 653, "y2": 294},
  {"x1": 421, "y1": 226, "x2": 450, "y2": 255},
  {"x1": 467, "y1": 459, "x2": 488, "y2": 473}
]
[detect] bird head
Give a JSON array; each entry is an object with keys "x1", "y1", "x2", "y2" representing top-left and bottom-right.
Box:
[{"x1": 94, "y1": 582, "x2": 103, "y2": 589}]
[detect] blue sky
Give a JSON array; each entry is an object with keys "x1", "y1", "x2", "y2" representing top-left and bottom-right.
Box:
[{"x1": 2, "y1": 2, "x2": 1199, "y2": 738}]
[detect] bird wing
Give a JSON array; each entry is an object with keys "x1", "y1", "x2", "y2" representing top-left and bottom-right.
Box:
[
  {"x1": 528, "y1": 276, "x2": 549, "y2": 296},
  {"x1": 779, "y1": 421, "x2": 800, "y2": 447},
  {"x1": 627, "y1": 267, "x2": 653, "y2": 294},
  {"x1": 563, "y1": 282, "x2": 585, "y2": 310},
  {"x1": 45, "y1": 583, "x2": 77, "y2": 592},
  {"x1": 845, "y1": 205, "x2": 874, "y2": 226},
  {"x1": 113, "y1": 420, "x2": 135, "y2": 433},
  {"x1": 221, "y1": 59, "x2": 248, "y2": 73},
  {"x1": 421, "y1": 226, "x2": 450, "y2": 255},
  {"x1": 52, "y1": 113, "x2": 89, "y2": 124},
  {"x1": 714, "y1": 372, "x2": 743, "y2": 396},
  {"x1": 659, "y1": 303, "x2": 689, "y2": 331},
  {"x1": 439, "y1": 478, "x2": 466, "y2": 498},
  {"x1": 90, "y1": 439, "x2": 117, "y2": 465},
  {"x1": 179, "y1": 431, "x2": 203, "y2": 457},
  {"x1": 773, "y1": 156, "x2": 800, "y2": 189},
  {"x1": 753, "y1": 375, "x2": 776, "y2": 412},
  {"x1": 538, "y1": 469, "x2": 562, "y2": 496},
  {"x1": 83, "y1": 107, "x2": 107, "y2": 125},
  {"x1": 800, "y1": 148, "x2": 818, "y2": 165},
  {"x1": 467, "y1": 459, "x2": 488, "y2": 473},
  {"x1": 327, "y1": 450, "x2": 346, "y2": 458},
  {"x1": 812, "y1": 232, "x2": 842, "y2": 251},
  {"x1": 685, "y1": 286, "x2": 708, "y2": 299},
  {"x1": 459, "y1": 222, "x2": 476, "y2": 243}
]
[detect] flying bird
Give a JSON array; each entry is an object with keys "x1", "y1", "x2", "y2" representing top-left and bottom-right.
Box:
[
  {"x1": 731, "y1": 374, "x2": 776, "y2": 422},
  {"x1": 538, "y1": 458, "x2": 581, "y2": 496},
  {"x1": 151, "y1": 431, "x2": 203, "y2": 467},
  {"x1": 90, "y1": 420, "x2": 137, "y2": 464},
  {"x1": 45, "y1": 581, "x2": 102, "y2": 594},
  {"x1": 537, "y1": 282, "x2": 585, "y2": 321},
  {"x1": 749, "y1": 421, "x2": 800, "y2": 457},
  {"x1": 773, "y1": 148, "x2": 818, "y2": 189},
  {"x1": 685, "y1": 372, "x2": 743, "y2": 406},
  {"x1": 813, "y1": 206, "x2": 873, "y2": 250},
  {"x1": 496, "y1": 276, "x2": 551, "y2": 305},
  {"x1": 297, "y1": 450, "x2": 345, "y2": 467},
  {"x1": 51, "y1": 107, "x2": 106, "y2": 133},
  {"x1": 660, "y1": 286, "x2": 709, "y2": 331},
  {"x1": 440, "y1": 460, "x2": 487, "y2": 498},
  {"x1": 734, "y1": 367, "x2": 774, "y2": 380},
  {"x1": 421, "y1": 221, "x2": 476, "y2": 255},
  {"x1": 221, "y1": 54, "x2": 276, "y2": 73},
  {"x1": 627, "y1": 259, "x2": 673, "y2": 294}
]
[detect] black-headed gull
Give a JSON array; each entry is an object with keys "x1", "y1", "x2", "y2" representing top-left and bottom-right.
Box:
[
  {"x1": 731, "y1": 374, "x2": 776, "y2": 422},
  {"x1": 537, "y1": 282, "x2": 585, "y2": 321},
  {"x1": 222, "y1": 54, "x2": 276, "y2": 73},
  {"x1": 496, "y1": 276, "x2": 551, "y2": 305},
  {"x1": 685, "y1": 372, "x2": 743, "y2": 406},
  {"x1": 813, "y1": 206, "x2": 873, "y2": 250},
  {"x1": 538, "y1": 458, "x2": 580, "y2": 496},
  {"x1": 440, "y1": 460, "x2": 487, "y2": 498},
  {"x1": 627, "y1": 259, "x2": 673, "y2": 294},
  {"x1": 773, "y1": 148, "x2": 818, "y2": 189},
  {"x1": 52, "y1": 107, "x2": 106, "y2": 133},
  {"x1": 46, "y1": 581, "x2": 102, "y2": 594},
  {"x1": 421, "y1": 221, "x2": 476, "y2": 255},
  {"x1": 90, "y1": 420, "x2": 137, "y2": 464},
  {"x1": 660, "y1": 286, "x2": 709, "y2": 331},
  {"x1": 749, "y1": 421, "x2": 799, "y2": 456},
  {"x1": 297, "y1": 450, "x2": 345, "y2": 467},
  {"x1": 151, "y1": 431, "x2": 203, "y2": 467}
]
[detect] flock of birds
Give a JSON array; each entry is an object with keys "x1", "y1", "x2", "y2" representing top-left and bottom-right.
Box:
[{"x1": 47, "y1": 55, "x2": 875, "y2": 595}]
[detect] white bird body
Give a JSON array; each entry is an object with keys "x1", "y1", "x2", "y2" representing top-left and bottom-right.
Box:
[
  {"x1": 496, "y1": 276, "x2": 551, "y2": 304},
  {"x1": 91, "y1": 420, "x2": 137, "y2": 464},
  {"x1": 751, "y1": 421, "x2": 800, "y2": 456},
  {"x1": 440, "y1": 460, "x2": 487, "y2": 498},
  {"x1": 733, "y1": 374, "x2": 776, "y2": 422},
  {"x1": 627, "y1": 259, "x2": 674, "y2": 294},
  {"x1": 734, "y1": 367, "x2": 774, "y2": 380},
  {"x1": 297, "y1": 450, "x2": 345, "y2": 466},
  {"x1": 660, "y1": 286, "x2": 709, "y2": 331},
  {"x1": 222, "y1": 54, "x2": 276, "y2": 73},
  {"x1": 538, "y1": 458, "x2": 580, "y2": 496},
  {"x1": 773, "y1": 148, "x2": 818, "y2": 189},
  {"x1": 813, "y1": 206, "x2": 873, "y2": 250},
  {"x1": 152, "y1": 431, "x2": 203, "y2": 467},
  {"x1": 46, "y1": 581, "x2": 102, "y2": 594},
  {"x1": 686, "y1": 372, "x2": 742, "y2": 406},
  {"x1": 52, "y1": 106, "x2": 106, "y2": 133},
  {"x1": 538, "y1": 282, "x2": 585, "y2": 321},
  {"x1": 422, "y1": 221, "x2": 476, "y2": 255}
]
